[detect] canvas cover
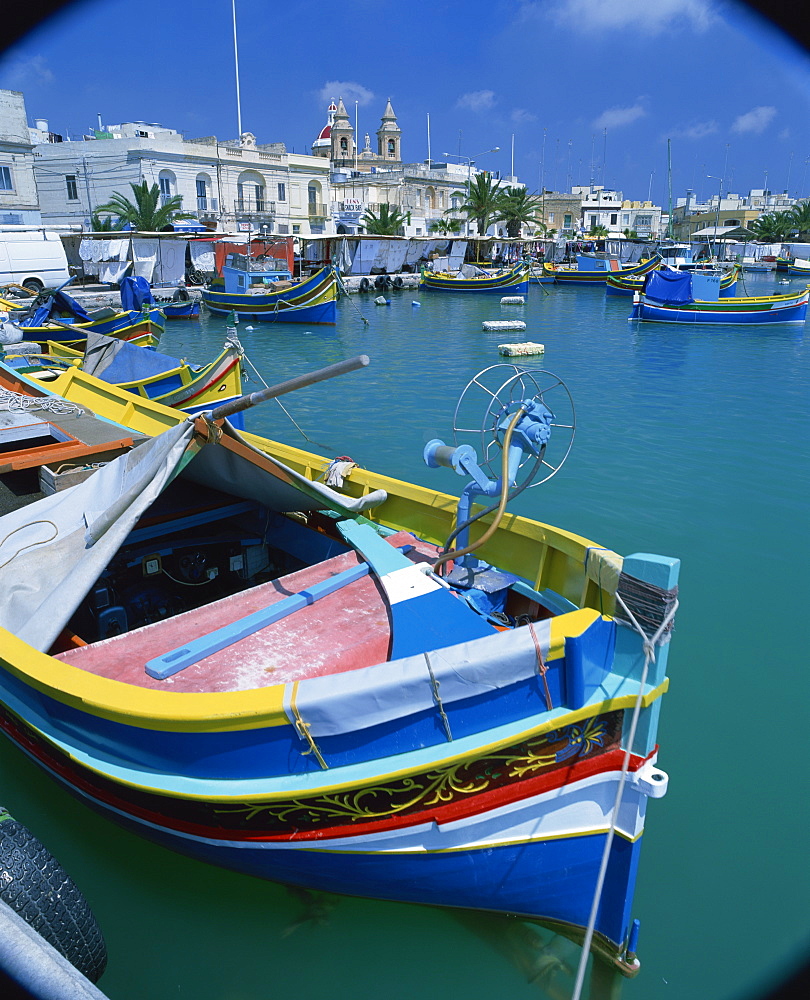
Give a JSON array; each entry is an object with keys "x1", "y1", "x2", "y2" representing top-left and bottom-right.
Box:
[
  {"x1": 81, "y1": 330, "x2": 180, "y2": 381},
  {"x1": 119, "y1": 275, "x2": 156, "y2": 312},
  {"x1": 288, "y1": 618, "x2": 553, "y2": 737},
  {"x1": 0, "y1": 420, "x2": 386, "y2": 651},
  {"x1": 20, "y1": 290, "x2": 93, "y2": 328},
  {"x1": 643, "y1": 268, "x2": 694, "y2": 303}
]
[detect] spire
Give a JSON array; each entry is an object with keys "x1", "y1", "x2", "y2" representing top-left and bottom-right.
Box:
[
  {"x1": 334, "y1": 97, "x2": 351, "y2": 125},
  {"x1": 381, "y1": 98, "x2": 397, "y2": 122}
]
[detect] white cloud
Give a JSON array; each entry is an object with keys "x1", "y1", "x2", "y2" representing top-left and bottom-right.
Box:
[
  {"x1": 0, "y1": 53, "x2": 54, "y2": 88},
  {"x1": 592, "y1": 102, "x2": 646, "y2": 129},
  {"x1": 316, "y1": 81, "x2": 374, "y2": 107},
  {"x1": 548, "y1": 0, "x2": 716, "y2": 35},
  {"x1": 681, "y1": 120, "x2": 719, "y2": 140},
  {"x1": 511, "y1": 108, "x2": 538, "y2": 124},
  {"x1": 731, "y1": 106, "x2": 777, "y2": 134},
  {"x1": 456, "y1": 90, "x2": 496, "y2": 112}
]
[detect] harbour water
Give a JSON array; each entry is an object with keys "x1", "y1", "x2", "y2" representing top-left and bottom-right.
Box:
[{"x1": 1, "y1": 271, "x2": 808, "y2": 999}]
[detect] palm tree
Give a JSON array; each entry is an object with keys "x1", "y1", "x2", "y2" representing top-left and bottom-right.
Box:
[
  {"x1": 361, "y1": 203, "x2": 410, "y2": 235},
  {"x1": 93, "y1": 180, "x2": 194, "y2": 231},
  {"x1": 749, "y1": 211, "x2": 794, "y2": 242},
  {"x1": 623, "y1": 227, "x2": 639, "y2": 239},
  {"x1": 429, "y1": 217, "x2": 462, "y2": 235},
  {"x1": 454, "y1": 173, "x2": 503, "y2": 236},
  {"x1": 495, "y1": 186, "x2": 543, "y2": 238},
  {"x1": 90, "y1": 212, "x2": 125, "y2": 232},
  {"x1": 587, "y1": 224, "x2": 609, "y2": 237},
  {"x1": 787, "y1": 200, "x2": 810, "y2": 240}
]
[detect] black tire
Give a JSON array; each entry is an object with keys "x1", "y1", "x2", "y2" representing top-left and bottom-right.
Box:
[
  {"x1": 374, "y1": 274, "x2": 390, "y2": 289},
  {"x1": 21, "y1": 279, "x2": 44, "y2": 293},
  {"x1": 0, "y1": 807, "x2": 107, "y2": 983},
  {"x1": 392, "y1": 276, "x2": 404, "y2": 289},
  {"x1": 358, "y1": 277, "x2": 371, "y2": 292}
]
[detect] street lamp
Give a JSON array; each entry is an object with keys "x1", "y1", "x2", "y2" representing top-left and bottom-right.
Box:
[
  {"x1": 706, "y1": 174, "x2": 723, "y2": 261},
  {"x1": 443, "y1": 147, "x2": 500, "y2": 237}
]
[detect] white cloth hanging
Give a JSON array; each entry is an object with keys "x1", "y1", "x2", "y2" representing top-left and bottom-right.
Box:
[{"x1": 189, "y1": 242, "x2": 215, "y2": 273}]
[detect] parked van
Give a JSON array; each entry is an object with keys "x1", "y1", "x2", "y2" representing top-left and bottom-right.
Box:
[{"x1": 0, "y1": 229, "x2": 71, "y2": 292}]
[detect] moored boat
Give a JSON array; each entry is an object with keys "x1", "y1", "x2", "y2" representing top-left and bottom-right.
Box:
[
  {"x1": 607, "y1": 264, "x2": 741, "y2": 298},
  {"x1": 201, "y1": 253, "x2": 337, "y2": 324},
  {"x1": 159, "y1": 298, "x2": 200, "y2": 319},
  {"x1": 0, "y1": 358, "x2": 679, "y2": 977},
  {"x1": 786, "y1": 257, "x2": 810, "y2": 276},
  {"x1": 3, "y1": 330, "x2": 245, "y2": 424},
  {"x1": 542, "y1": 254, "x2": 660, "y2": 286},
  {"x1": 419, "y1": 262, "x2": 529, "y2": 293},
  {"x1": 630, "y1": 268, "x2": 809, "y2": 325}
]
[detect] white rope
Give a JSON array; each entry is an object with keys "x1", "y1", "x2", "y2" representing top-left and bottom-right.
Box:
[
  {"x1": 0, "y1": 387, "x2": 83, "y2": 416},
  {"x1": 570, "y1": 592, "x2": 679, "y2": 999}
]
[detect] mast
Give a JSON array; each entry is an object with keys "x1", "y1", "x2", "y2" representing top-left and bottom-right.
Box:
[{"x1": 667, "y1": 139, "x2": 673, "y2": 239}]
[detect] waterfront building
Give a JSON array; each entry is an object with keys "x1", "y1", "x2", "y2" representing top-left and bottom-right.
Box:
[
  {"x1": 30, "y1": 114, "x2": 332, "y2": 235},
  {"x1": 572, "y1": 185, "x2": 663, "y2": 238},
  {"x1": 312, "y1": 98, "x2": 476, "y2": 237},
  {"x1": 0, "y1": 89, "x2": 42, "y2": 225},
  {"x1": 670, "y1": 188, "x2": 795, "y2": 241}
]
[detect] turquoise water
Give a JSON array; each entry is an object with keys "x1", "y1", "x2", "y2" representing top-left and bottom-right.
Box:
[{"x1": 1, "y1": 272, "x2": 808, "y2": 999}]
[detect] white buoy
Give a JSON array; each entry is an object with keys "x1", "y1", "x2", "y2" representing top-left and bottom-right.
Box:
[
  {"x1": 412, "y1": 301, "x2": 421, "y2": 307},
  {"x1": 500, "y1": 296, "x2": 525, "y2": 305},
  {"x1": 482, "y1": 320, "x2": 526, "y2": 331},
  {"x1": 245, "y1": 325, "x2": 254, "y2": 331},
  {"x1": 498, "y1": 342, "x2": 545, "y2": 357}
]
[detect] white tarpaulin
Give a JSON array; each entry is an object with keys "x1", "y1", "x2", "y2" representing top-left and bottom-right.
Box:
[
  {"x1": 0, "y1": 420, "x2": 387, "y2": 652},
  {"x1": 287, "y1": 619, "x2": 553, "y2": 738}
]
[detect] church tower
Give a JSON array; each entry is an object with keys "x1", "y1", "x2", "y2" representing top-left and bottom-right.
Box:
[
  {"x1": 330, "y1": 98, "x2": 355, "y2": 166},
  {"x1": 311, "y1": 100, "x2": 337, "y2": 159},
  {"x1": 376, "y1": 99, "x2": 402, "y2": 163}
]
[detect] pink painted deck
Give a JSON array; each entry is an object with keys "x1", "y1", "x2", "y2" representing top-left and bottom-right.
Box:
[{"x1": 55, "y1": 531, "x2": 443, "y2": 693}]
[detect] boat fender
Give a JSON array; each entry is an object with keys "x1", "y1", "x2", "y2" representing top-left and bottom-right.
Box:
[
  {"x1": 374, "y1": 274, "x2": 390, "y2": 289},
  {"x1": 0, "y1": 807, "x2": 108, "y2": 984},
  {"x1": 392, "y1": 276, "x2": 404, "y2": 289},
  {"x1": 358, "y1": 277, "x2": 371, "y2": 292}
]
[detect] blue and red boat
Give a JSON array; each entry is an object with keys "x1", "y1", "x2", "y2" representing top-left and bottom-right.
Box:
[
  {"x1": 201, "y1": 254, "x2": 337, "y2": 324},
  {"x1": 0, "y1": 358, "x2": 679, "y2": 980},
  {"x1": 630, "y1": 268, "x2": 809, "y2": 325}
]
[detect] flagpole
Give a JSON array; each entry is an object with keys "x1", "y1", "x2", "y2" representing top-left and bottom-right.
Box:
[
  {"x1": 232, "y1": 0, "x2": 242, "y2": 138},
  {"x1": 427, "y1": 113, "x2": 431, "y2": 169}
]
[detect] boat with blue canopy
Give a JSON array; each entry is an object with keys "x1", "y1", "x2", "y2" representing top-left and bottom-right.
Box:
[
  {"x1": 630, "y1": 268, "x2": 809, "y2": 325},
  {"x1": 541, "y1": 254, "x2": 661, "y2": 286},
  {"x1": 607, "y1": 263, "x2": 741, "y2": 297}
]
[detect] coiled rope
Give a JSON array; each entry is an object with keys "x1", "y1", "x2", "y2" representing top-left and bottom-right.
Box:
[
  {"x1": 0, "y1": 387, "x2": 83, "y2": 415},
  {"x1": 570, "y1": 586, "x2": 679, "y2": 1000}
]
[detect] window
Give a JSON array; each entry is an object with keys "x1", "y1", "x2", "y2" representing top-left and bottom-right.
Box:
[
  {"x1": 196, "y1": 178, "x2": 207, "y2": 198},
  {"x1": 387, "y1": 139, "x2": 395, "y2": 156},
  {"x1": 0, "y1": 166, "x2": 13, "y2": 192},
  {"x1": 66, "y1": 175, "x2": 78, "y2": 200},
  {"x1": 255, "y1": 184, "x2": 265, "y2": 212},
  {"x1": 548, "y1": 212, "x2": 555, "y2": 224},
  {"x1": 277, "y1": 182, "x2": 286, "y2": 201},
  {"x1": 610, "y1": 213, "x2": 617, "y2": 226},
  {"x1": 340, "y1": 138, "x2": 348, "y2": 153},
  {"x1": 136, "y1": 130, "x2": 149, "y2": 137},
  {"x1": 159, "y1": 176, "x2": 172, "y2": 197},
  {"x1": 564, "y1": 213, "x2": 572, "y2": 228},
  {"x1": 622, "y1": 213, "x2": 630, "y2": 225},
  {"x1": 292, "y1": 224, "x2": 300, "y2": 234},
  {"x1": 590, "y1": 215, "x2": 597, "y2": 227}
]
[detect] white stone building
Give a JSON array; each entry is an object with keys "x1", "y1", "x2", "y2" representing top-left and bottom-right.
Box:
[
  {"x1": 573, "y1": 185, "x2": 662, "y2": 238},
  {"x1": 0, "y1": 89, "x2": 41, "y2": 225},
  {"x1": 30, "y1": 117, "x2": 332, "y2": 235}
]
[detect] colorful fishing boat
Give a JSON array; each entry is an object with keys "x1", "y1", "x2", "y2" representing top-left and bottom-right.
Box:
[
  {"x1": 201, "y1": 254, "x2": 337, "y2": 324},
  {"x1": 630, "y1": 268, "x2": 810, "y2": 325},
  {"x1": 0, "y1": 358, "x2": 679, "y2": 980},
  {"x1": 3, "y1": 330, "x2": 244, "y2": 424},
  {"x1": 159, "y1": 298, "x2": 200, "y2": 320},
  {"x1": 542, "y1": 254, "x2": 660, "y2": 286},
  {"x1": 786, "y1": 257, "x2": 810, "y2": 277},
  {"x1": 419, "y1": 262, "x2": 529, "y2": 294},
  {"x1": 606, "y1": 264, "x2": 741, "y2": 298},
  {"x1": 1, "y1": 287, "x2": 163, "y2": 346}
]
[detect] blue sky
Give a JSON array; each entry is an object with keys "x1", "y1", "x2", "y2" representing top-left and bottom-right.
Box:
[{"x1": 3, "y1": 0, "x2": 810, "y2": 208}]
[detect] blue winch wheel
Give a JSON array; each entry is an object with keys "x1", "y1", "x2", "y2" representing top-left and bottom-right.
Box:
[{"x1": 0, "y1": 806, "x2": 108, "y2": 983}]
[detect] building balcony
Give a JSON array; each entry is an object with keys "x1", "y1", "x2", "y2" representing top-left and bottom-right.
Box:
[
  {"x1": 197, "y1": 197, "x2": 218, "y2": 214},
  {"x1": 234, "y1": 198, "x2": 275, "y2": 217},
  {"x1": 307, "y1": 202, "x2": 327, "y2": 218}
]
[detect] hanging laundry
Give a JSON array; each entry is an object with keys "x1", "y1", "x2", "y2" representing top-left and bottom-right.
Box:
[{"x1": 132, "y1": 239, "x2": 159, "y2": 282}]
